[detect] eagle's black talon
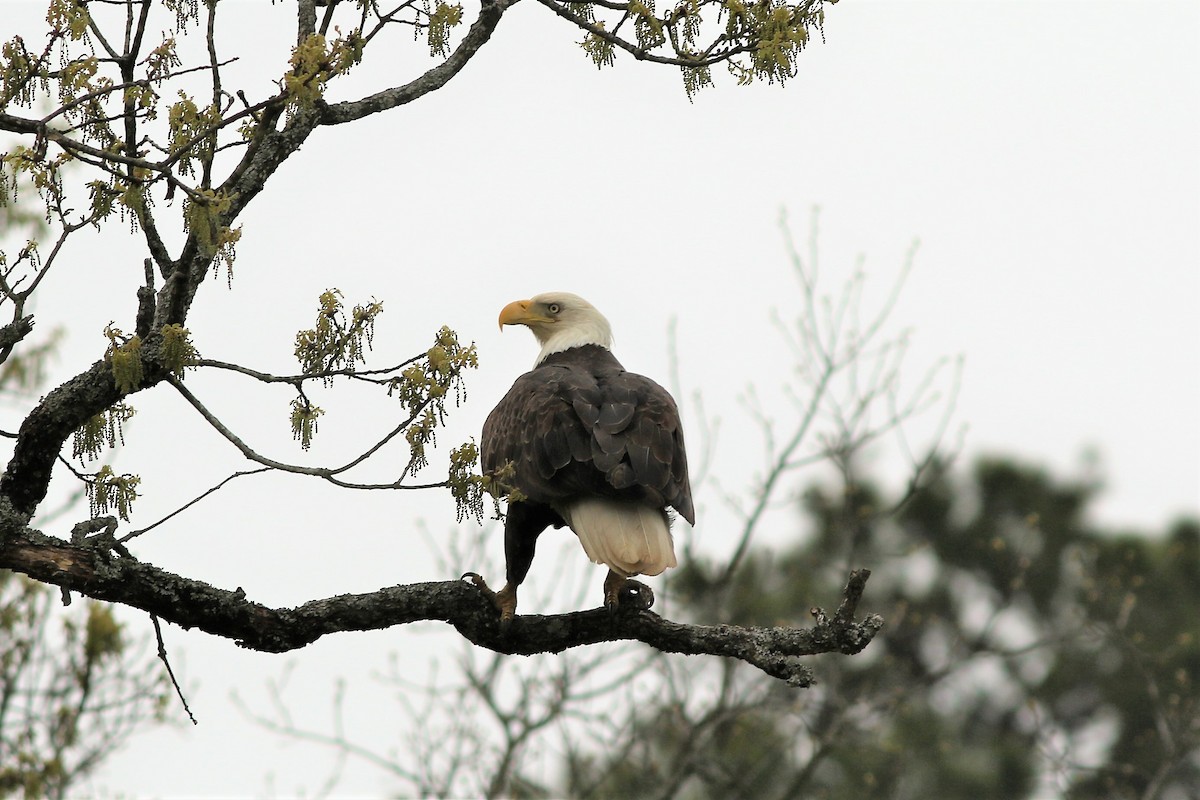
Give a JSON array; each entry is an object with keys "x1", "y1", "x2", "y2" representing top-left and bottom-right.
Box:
[
  {"x1": 619, "y1": 579, "x2": 654, "y2": 611},
  {"x1": 462, "y1": 572, "x2": 496, "y2": 600},
  {"x1": 464, "y1": 573, "x2": 518, "y2": 631}
]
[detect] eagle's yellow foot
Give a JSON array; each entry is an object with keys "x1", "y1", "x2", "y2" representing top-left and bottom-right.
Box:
[
  {"x1": 462, "y1": 572, "x2": 518, "y2": 631},
  {"x1": 603, "y1": 569, "x2": 626, "y2": 614}
]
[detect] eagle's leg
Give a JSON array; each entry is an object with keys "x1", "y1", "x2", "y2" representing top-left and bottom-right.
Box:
[
  {"x1": 603, "y1": 569, "x2": 626, "y2": 614},
  {"x1": 495, "y1": 582, "x2": 518, "y2": 626}
]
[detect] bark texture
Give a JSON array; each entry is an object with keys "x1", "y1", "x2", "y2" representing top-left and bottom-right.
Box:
[{"x1": 0, "y1": 511, "x2": 880, "y2": 686}]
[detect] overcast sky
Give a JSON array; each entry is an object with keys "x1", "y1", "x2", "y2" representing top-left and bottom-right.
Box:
[{"x1": 2, "y1": 0, "x2": 1198, "y2": 795}]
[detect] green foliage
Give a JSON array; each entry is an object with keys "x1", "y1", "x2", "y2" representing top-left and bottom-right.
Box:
[
  {"x1": 566, "y1": 0, "x2": 828, "y2": 96},
  {"x1": 570, "y1": 706, "x2": 796, "y2": 798},
  {"x1": 116, "y1": 170, "x2": 152, "y2": 231},
  {"x1": 103, "y1": 325, "x2": 143, "y2": 395},
  {"x1": 405, "y1": 409, "x2": 438, "y2": 473},
  {"x1": 87, "y1": 465, "x2": 140, "y2": 521},
  {"x1": 167, "y1": 92, "x2": 222, "y2": 178},
  {"x1": 747, "y1": 2, "x2": 811, "y2": 84},
  {"x1": 447, "y1": 442, "x2": 488, "y2": 523},
  {"x1": 163, "y1": 0, "x2": 202, "y2": 32},
  {"x1": 580, "y1": 458, "x2": 1200, "y2": 799},
  {"x1": 0, "y1": 36, "x2": 42, "y2": 108},
  {"x1": 629, "y1": 0, "x2": 666, "y2": 49},
  {"x1": 426, "y1": 1, "x2": 465, "y2": 58},
  {"x1": 0, "y1": 157, "x2": 11, "y2": 210},
  {"x1": 480, "y1": 458, "x2": 524, "y2": 507},
  {"x1": 0, "y1": 0, "x2": 835, "y2": 311},
  {"x1": 182, "y1": 189, "x2": 241, "y2": 285},
  {"x1": 159, "y1": 324, "x2": 199, "y2": 378},
  {"x1": 288, "y1": 296, "x2": 481, "y2": 505},
  {"x1": 389, "y1": 326, "x2": 478, "y2": 476},
  {"x1": 681, "y1": 57, "x2": 714, "y2": 100},
  {"x1": 145, "y1": 37, "x2": 182, "y2": 82},
  {"x1": 283, "y1": 32, "x2": 363, "y2": 111},
  {"x1": 289, "y1": 397, "x2": 324, "y2": 451},
  {"x1": 2, "y1": 147, "x2": 70, "y2": 217},
  {"x1": 566, "y1": 2, "x2": 596, "y2": 23},
  {"x1": 294, "y1": 289, "x2": 384, "y2": 383},
  {"x1": 71, "y1": 402, "x2": 135, "y2": 463},
  {"x1": 54, "y1": 55, "x2": 99, "y2": 106},
  {"x1": 84, "y1": 179, "x2": 119, "y2": 225},
  {"x1": 582, "y1": 26, "x2": 617, "y2": 69},
  {"x1": 45, "y1": 0, "x2": 92, "y2": 41},
  {"x1": 80, "y1": 602, "x2": 124, "y2": 665}
]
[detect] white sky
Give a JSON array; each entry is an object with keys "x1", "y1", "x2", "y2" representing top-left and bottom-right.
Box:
[{"x1": 2, "y1": 0, "x2": 1198, "y2": 795}]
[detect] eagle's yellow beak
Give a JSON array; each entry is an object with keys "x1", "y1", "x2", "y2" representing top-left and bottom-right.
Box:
[{"x1": 498, "y1": 299, "x2": 552, "y2": 331}]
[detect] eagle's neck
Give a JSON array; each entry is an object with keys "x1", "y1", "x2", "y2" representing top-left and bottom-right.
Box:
[
  {"x1": 534, "y1": 318, "x2": 613, "y2": 366},
  {"x1": 538, "y1": 344, "x2": 622, "y2": 371}
]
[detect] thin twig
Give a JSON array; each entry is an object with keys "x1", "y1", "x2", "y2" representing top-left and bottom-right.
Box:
[
  {"x1": 118, "y1": 467, "x2": 272, "y2": 543},
  {"x1": 150, "y1": 614, "x2": 197, "y2": 725}
]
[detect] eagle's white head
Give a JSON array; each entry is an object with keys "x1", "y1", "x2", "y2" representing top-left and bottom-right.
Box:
[{"x1": 498, "y1": 292, "x2": 614, "y2": 366}]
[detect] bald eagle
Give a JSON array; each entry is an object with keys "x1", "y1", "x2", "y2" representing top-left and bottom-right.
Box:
[{"x1": 476, "y1": 292, "x2": 694, "y2": 624}]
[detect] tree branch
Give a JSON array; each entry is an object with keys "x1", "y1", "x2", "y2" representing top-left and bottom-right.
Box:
[
  {"x1": 0, "y1": 360, "x2": 123, "y2": 517},
  {"x1": 534, "y1": 0, "x2": 749, "y2": 68},
  {"x1": 0, "y1": 516, "x2": 880, "y2": 687},
  {"x1": 163, "y1": 374, "x2": 445, "y2": 488},
  {"x1": 319, "y1": 0, "x2": 517, "y2": 125},
  {"x1": 0, "y1": 315, "x2": 35, "y2": 366}
]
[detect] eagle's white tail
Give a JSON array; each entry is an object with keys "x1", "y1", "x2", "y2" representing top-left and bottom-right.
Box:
[{"x1": 563, "y1": 499, "x2": 678, "y2": 578}]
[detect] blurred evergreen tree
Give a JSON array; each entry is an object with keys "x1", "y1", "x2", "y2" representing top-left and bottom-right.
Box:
[{"x1": 569, "y1": 458, "x2": 1199, "y2": 800}]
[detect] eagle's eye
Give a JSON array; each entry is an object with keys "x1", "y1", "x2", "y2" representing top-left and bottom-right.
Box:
[{"x1": 547, "y1": 303, "x2": 562, "y2": 315}]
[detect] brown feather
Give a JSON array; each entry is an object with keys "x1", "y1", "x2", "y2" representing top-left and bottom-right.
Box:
[{"x1": 482, "y1": 345, "x2": 694, "y2": 526}]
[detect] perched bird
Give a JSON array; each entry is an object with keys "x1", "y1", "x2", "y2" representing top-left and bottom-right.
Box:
[{"x1": 473, "y1": 292, "x2": 694, "y2": 625}]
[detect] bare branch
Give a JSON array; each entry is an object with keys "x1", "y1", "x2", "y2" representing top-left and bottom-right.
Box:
[
  {"x1": 191, "y1": 354, "x2": 425, "y2": 385},
  {"x1": 118, "y1": 467, "x2": 272, "y2": 543},
  {"x1": 0, "y1": 315, "x2": 35, "y2": 367}
]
